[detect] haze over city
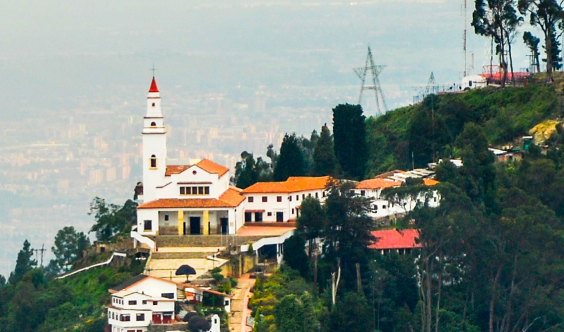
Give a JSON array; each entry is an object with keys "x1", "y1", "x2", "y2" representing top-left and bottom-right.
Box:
[{"x1": 0, "y1": 0, "x2": 535, "y2": 276}]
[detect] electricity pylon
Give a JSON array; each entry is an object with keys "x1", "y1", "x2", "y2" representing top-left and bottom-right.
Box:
[{"x1": 354, "y1": 46, "x2": 388, "y2": 115}]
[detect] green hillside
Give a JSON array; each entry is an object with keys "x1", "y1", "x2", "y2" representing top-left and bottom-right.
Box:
[
  {"x1": 366, "y1": 85, "x2": 560, "y2": 175},
  {"x1": 0, "y1": 257, "x2": 145, "y2": 332}
]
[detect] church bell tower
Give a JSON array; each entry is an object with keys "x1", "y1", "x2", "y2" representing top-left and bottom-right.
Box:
[{"x1": 142, "y1": 77, "x2": 167, "y2": 202}]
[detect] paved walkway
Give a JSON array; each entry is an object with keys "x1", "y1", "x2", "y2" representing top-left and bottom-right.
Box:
[{"x1": 228, "y1": 274, "x2": 256, "y2": 332}]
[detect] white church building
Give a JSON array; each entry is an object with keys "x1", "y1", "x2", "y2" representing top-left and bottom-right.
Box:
[
  {"x1": 133, "y1": 78, "x2": 441, "y2": 239},
  {"x1": 135, "y1": 78, "x2": 246, "y2": 236}
]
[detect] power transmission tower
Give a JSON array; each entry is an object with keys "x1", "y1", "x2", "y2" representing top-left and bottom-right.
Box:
[
  {"x1": 354, "y1": 46, "x2": 387, "y2": 114},
  {"x1": 34, "y1": 244, "x2": 47, "y2": 267},
  {"x1": 412, "y1": 72, "x2": 439, "y2": 103},
  {"x1": 424, "y1": 72, "x2": 439, "y2": 96}
]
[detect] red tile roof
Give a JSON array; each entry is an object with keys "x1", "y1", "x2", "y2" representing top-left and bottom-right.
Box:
[
  {"x1": 356, "y1": 178, "x2": 402, "y2": 190},
  {"x1": 138, "y1": 187, "x2": 245, "y2": 210},
  {"x1": 219, "y1": 187, "x2": 246, "y2": 206},
  {"x1": 165, "y1": 159, "x2": 229, "y2": 178},
  {"x1": 423, "y1": 178, "x2": 439, "y2": 186},
  {"x1": 166, "y1": 165, "x2": 191, "y2": 176},
  {"x1": 195, "y1": 159, "x2": 229, "y2": 177},
  {"x1": 242, "y1": 176, "x2": 331, "y2": 194},
  {"x1": 369, "y1": 229, "x2": 421, "y2": 250}
]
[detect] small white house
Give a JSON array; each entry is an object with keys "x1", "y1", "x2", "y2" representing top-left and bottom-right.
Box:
[
  {"x1": 354, "y1": 170, "x2": 440, "y2": 220},
  {"x1": 108, "y1": 275, "x2": 179, "y2": 332},
  {"x1": 462, "y1": 74, "x2": 487, "y2": 90}
]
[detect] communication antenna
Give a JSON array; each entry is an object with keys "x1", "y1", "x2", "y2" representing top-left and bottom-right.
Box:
[
  {"x1": 34, "y1": 244, "x2": 47, "y2": 267},
  {"x1": 354, "y1": 46, "x2": 388, "y2": 114},
  {"x1": 463, "y1": 0, "x2": 468, "y2": 77}
]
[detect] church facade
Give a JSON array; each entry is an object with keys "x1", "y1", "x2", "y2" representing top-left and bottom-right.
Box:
[{"x1": 136, "y1": 78, "x2": 246, "y2": 236}]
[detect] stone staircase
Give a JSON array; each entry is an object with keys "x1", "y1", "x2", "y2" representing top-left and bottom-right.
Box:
[
  {"x1": 154, "y1": 235, "x2": 274, "y2": 248},
  {"x1": 151, "y1": 251, "x2": 214, "y2": 260}
]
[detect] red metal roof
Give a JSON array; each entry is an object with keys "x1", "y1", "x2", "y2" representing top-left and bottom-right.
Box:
[
  {"x1": 149, "y1": 77, "x2": 159, "y2": 92},
  {"x1": 369, "y1": 229, "x2": 421, "y2": 250}
]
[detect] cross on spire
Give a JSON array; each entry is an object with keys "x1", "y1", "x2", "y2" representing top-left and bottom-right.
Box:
[{"x1": 151, "y1": 63, "x2": 157, "y2": 77}]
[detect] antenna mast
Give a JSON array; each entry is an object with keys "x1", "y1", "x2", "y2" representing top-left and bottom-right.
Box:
[
  {"x1": 463, "y1": 0, "x2": 467, "y2": 77},
  {"x1": 354, "y1": 46, "x2": 388, "y2": 115},
  {"x1": 34, "y1": 244, "x2": 47, "y2": 267}
]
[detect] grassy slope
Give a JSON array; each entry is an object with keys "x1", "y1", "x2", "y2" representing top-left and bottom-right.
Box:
[{"x1": 366, "y1": 84, "x2": 560, "y2": 176}]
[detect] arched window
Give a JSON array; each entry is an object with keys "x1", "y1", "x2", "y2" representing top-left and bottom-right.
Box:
[
  {"x1": 150, "y1": 122, "x2": 156, "y2": 127},
  {"x1": 150, "y1": 155, "x2": 157, "y2": 168}
]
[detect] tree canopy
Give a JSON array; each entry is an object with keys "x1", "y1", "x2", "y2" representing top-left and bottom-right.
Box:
[
  {"x1": 273, "y1": 133, "x2": 306, "y2": 181},
  {"x1": 51, "y1": 226, "x2": 90, "y2": 271},
  {"x1": 88, "y1": 197, "x2": 137, "y2": 242},
  {"x1": 333, "y1": 104, "x2": 368, "y2": 180},
  {"x1": 8, "y1": 240, "x2": 37, "y2": 285},
  {"x1": 311, "y1": 124, "x2": 339, "y2": 176}
]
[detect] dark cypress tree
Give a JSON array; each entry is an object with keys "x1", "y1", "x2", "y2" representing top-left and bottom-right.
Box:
[
  {"x1": 235, "y1": 152, "x2": 258, "y2": 189},
  {"x1": 311, "y1": 124, "x2": 338, "y2": 176},
  {"x1": 273, "y1": 133, "x2": 305, "y2": 181},
  {"x1": 283, "y1": 234, "x2": 309, "y2": 278},
  {"x1": 332, "y1": 104, "x2": 367, "y2": 180},
  {"x1": 8, "y1": 240, "x2": 37, "y2": 285}
]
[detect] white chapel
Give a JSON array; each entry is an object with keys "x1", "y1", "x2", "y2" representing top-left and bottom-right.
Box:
[{"x1": 136, "y1": 77, "x2": 246, "y2": 236}]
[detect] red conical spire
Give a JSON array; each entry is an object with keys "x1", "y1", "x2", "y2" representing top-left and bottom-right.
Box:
[{"x1": 149, "y1": 77, "x2": 159, "y2": 93}]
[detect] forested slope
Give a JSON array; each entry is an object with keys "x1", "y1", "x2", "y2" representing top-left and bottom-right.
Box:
[{"x1": 366, "y1": 85, "x2": 559, "y2": 175}]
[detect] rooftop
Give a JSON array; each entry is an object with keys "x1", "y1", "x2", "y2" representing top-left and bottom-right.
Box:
[
  {"x1": 165, "y1": 159, "x2": 229, "y2": 178},
  {"x1": 242, "y1": 176, "x2": 331, "y2": 194},
  {"x1": 356, "y1": 178, "x2": 402, "y2": 190},
  {"x1": 138, "y1": 187, "x2": 245, "y2": 209},
  {"x1": 109, "y1": 274, "x2": 179, "y2": 294},
  {"x1": 369, "y1": 229, "x2": 421, "y2": 250}
]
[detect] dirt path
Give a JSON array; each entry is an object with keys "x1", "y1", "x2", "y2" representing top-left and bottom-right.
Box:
[{"x1": 228, "y1": 274, "x2": 256, "y2": 332}]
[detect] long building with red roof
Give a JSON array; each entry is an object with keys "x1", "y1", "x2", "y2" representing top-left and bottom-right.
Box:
[
  {"x1": 241, "y1": 176, "x2": 331, "y2": 222},
  {"x1": 370, "y1": 229, "x2": 422, "y2": 255}
]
